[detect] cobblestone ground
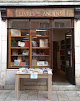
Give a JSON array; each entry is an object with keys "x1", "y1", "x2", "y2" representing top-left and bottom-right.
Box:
[{"x1": 0, "y1": 90, "x2": 80, "y2": 101}]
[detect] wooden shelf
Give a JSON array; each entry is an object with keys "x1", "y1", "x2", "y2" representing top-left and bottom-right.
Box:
[
  {"x1": 11, "y1": 47, "x2": 29, "y2": 49},
  {"x1": 11, "y1": 36, "x2": 29, "y2": 38},
  {"x1": 11, "y1": 55, "x2": 29, "y2": 56},
  {"x1": 31, "y1": 66, "x2": 50, "y2": 67},
  {"x1": 32, "y1": 55, "x2": 50, "y2": 56},
  {"x1": 32, "y1": 36, "x2": 49, "y2": 38},
  {"x1": 32, "y1": 47, "x2": 49, "y2": 49},
  {"x1": 11, "y1": 65, "x2": 29, "y2": 67}
]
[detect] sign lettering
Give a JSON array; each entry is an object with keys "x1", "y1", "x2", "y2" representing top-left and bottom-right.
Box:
[{"x1": 7, "y1": 8, "x2": 74, "y2": 17}]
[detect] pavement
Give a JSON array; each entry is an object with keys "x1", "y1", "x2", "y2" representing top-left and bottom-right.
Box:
[{"x1": 0, "y1": 90, "x2": 80, "y2": 101}]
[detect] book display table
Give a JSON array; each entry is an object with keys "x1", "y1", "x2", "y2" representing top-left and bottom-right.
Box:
[{"x1": 15, "y1": 73, "x2": 52, "y2": 99}]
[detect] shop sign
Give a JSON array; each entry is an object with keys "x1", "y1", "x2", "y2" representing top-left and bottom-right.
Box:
[{"x1": 7, "y1": 8, "x2": 74, "y2": 17}]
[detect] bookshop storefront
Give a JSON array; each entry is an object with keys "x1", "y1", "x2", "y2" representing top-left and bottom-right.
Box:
[{"x1": 0, "y1": 7, "x2": 79, "y2": 89}]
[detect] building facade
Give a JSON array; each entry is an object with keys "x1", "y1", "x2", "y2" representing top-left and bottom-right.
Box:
[{"x1": 0, "y1": 0, "x2": 80, "y2": 90}]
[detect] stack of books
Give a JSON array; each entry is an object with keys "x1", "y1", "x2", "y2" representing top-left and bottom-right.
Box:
[{"x1": 39, "y1": 39, "x2": 48, "y2": 47}]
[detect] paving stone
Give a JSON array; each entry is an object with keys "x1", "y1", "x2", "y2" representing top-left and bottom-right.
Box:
[
  {"x1": 51, "y1": 95, "x2": 59, "y2": 101},
  {"x1": 68, "y1": 97, "x2": 80, "y2": 101},
  {"x1": 0, "y1": 90, "x2": 80, "y2": 101},
  {"x1": 38, "y1": 100, "x2": 45, "y2": 101},
  {"x1": 57, "y1": 91, "x2": 69, "y2": 101},
  {"x1": 19, "y1": 93, "x2": 28, "y2": 100},
  {"x1": 25, "y1": 100, "x2": 31, "y2": 101},
  {"x1": 0, "y1": 91, "x2": 11, "y2": 99},
  {"x1": 76, "y1": 91, "x2": 80, "y2": 96},
  {"x1": 0, "y1": 90, "x2": 3, "y2": 94},
  {"x1": 38, "y1": 91, "x2": 48, "y2": 100},
  {"x1": 0, "y1": 99, "x2": 5, "y2": 101},
  {"x1": 65, "y1": 91, "x2": 79, "y2": 97},
  {"x1": 27, "y1": 91, "x2": 38, "y2": 100}
]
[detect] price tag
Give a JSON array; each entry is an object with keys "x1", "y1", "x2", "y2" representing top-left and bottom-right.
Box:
[{"x1": 30, "y1": 73, "x2": 38, "y2": 79}]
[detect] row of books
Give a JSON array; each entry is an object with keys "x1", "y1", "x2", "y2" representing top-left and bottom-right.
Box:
[
  {"x1": 32, "y1": 39, "x2": 48, "y2": 47},
  {"x1": 11, "y1": 41, "x2": 29, "y2": 47},
  {"x1": 17, "y1": 68, "x2": 52, "y2": 74},
  {"x1": 14, "y1": 60, "x2": 29, "y2": 66},
  {"x1": 12, "y1": 49, "x2": 29, "y2": 55},
  {"x1": 32, "y1": 59, "x2": 49, "y2": 66}
]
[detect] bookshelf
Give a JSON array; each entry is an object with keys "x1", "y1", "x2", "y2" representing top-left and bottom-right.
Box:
[
  {"x1": 60, "y1": 40, "x2": 65, "y2": 72},
  {"x1": 30, "y1": 29, "x2": 50, "y2": 68},
  {"x1": 9, "y1": 29, "x2": 51, "y2": 68}
]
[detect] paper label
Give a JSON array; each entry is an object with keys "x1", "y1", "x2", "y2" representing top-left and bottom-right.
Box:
[{"x1": 30, "y1": 73, "x2": 38, "y2": 79}]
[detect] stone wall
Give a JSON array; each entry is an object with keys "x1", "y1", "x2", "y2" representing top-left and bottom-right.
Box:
[
  {"x1": 0, "y1": 11, "x2": 7, "y2": 86},
  {"x1": 74, "y1": 20, "x2": 80, "y2": 85}
]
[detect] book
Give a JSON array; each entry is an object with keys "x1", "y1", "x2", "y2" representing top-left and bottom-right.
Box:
[
  {"x1": 39, "y1": 39, "x2": 44, "y2": 47},
  {"x1": 32, "y1": 59, "x2": 37, "y2": 66},
  {"x1": 26, "y1": 62, "x2": 29, "y2": 66},
  {"x1": 14, "y1": 60, "x2": 20, "y2": 66},
  {"x1": 22, "y1": 49, "x2": 29, "y2": 55},
  {"x1": 20, "y1": 62, "x2": 24, "y2": 66},
  {"x1": 32, "y1": 41, "x2": 38, "y2": 47},
  {"x1": 39, "y1": 39, "x2": 48, "y2": 47},
  {"x1": 11, "y1": 29, "x2": 21, "y2": 36},
  {"x1": 18, "y1": 41, "x2": 25, "y2": 47},
  {"x1": 11, "y1": 41, "x2": 17, "y2": 47},
  {"x1": 44, "y1": 39, "x2": 48, "y2": 47},
  {"x1": 25, "y1": 41, "x2": 29, "y2": 47}
]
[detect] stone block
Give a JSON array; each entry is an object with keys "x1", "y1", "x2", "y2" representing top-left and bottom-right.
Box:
[
  {"x1": 1, "y1": 64, "x2": 6, "y2": 72},
  {"x1": 1, "y1": 20, "x2": 7, "y2": 37},
  {"x1": 76, "y1": 78, "x2": 80, "y2": 85},
  {"x1": 74, "y1": 20, "x2": 80, "y2": 46},
  {"x1": 75, "y1": 64, "x2": 80, "y2": 71},
  {"x1": 6, "y1": 70, "x2": 17, "y2": 85},
  {"x1": 75, "y1": 46, "x2": 80, "y2": 64},
  {"x1": 1, "y1": 40, "x2": 7, "y2": 64},
  {"x1": 75, "y1": 71, "x2": 80, "y2": 78}
]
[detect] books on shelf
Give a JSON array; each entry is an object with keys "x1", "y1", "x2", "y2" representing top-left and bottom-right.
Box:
[
  {"x1": 18, "y1": 41, "x2": 29, "y2": 47},
  {"x1": 37, "y1": 61, "x2": 48, "y2": 66},
  {"x1": 39, "y1": 39, "x2": 48, "y2": 47}
]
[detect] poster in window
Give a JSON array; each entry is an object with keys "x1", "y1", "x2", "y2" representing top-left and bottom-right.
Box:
[{"x1": 11, "y1": 29, "x2": 21, "y2": 36}]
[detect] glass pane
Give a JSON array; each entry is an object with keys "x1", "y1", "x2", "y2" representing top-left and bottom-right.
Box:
[
  {"x1": 66, "y1": 31, "x2": 72, "y2": 67},
  {"x1": 9, "y1": 19, "x2": 30, "y2": 29},
  {"x1": 53, "y1": 19, "x2": 72, "y2": 28},
  {"x1": 31, "y1": 29, "x2": 51, "y2": 67},
  {"x1": 8, "y1": 28, "x2": 30, "y2": 68},
  {"x1": 30, "y1": 19, "x2": 50, "y2": 29}
]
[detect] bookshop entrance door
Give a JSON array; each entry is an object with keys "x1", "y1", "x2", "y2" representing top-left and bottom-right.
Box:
[{"x1": 65, "y1": 29, "x2": 75, "y2": 84}]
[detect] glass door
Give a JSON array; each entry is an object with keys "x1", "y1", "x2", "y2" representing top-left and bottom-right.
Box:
[{"x1": 65, "y1": 29, "x2": 75, "y2": 84}]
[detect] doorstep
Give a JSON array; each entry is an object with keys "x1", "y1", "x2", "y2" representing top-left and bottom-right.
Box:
[{"x1": 0, "y1": 85, "x2": 80, "y2": 91}]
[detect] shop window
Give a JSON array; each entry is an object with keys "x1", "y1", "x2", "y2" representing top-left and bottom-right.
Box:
[{"x1": 7, "y1": 19, "x2": 51, "y2": 69}]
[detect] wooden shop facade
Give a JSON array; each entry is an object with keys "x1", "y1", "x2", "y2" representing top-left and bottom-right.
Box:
[{"x1": 0, "y1": 7, "x2": 77, "y2": 85}]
